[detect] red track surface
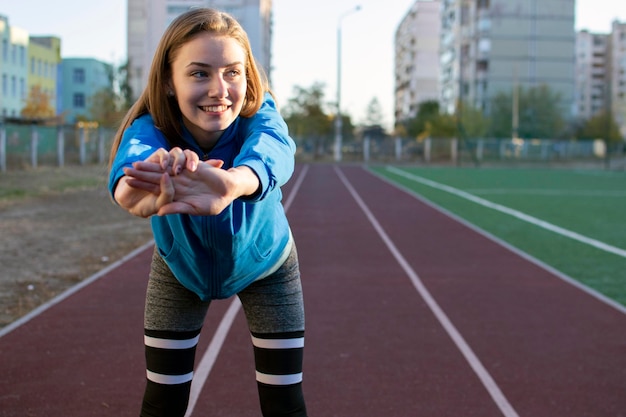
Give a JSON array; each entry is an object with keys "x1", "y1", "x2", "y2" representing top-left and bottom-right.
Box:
[{"x1": 1, "y1": 164, "x2": 624, "y2": 416}]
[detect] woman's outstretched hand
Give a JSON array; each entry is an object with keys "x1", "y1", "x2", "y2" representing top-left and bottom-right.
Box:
[
  {"x1": 154, "y1": 163, "x2": 259, "y2": 216},
  {"x1": 114, "y1": 147, "x2": 215, "y2": 217},
  {"x1": 114, "y1": 147, "x2": 258, "y2": 217}
]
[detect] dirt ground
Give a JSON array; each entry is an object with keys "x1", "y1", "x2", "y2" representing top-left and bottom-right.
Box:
[{"x1": 0, "y1": 164, "x2": 154, "y2": 329}]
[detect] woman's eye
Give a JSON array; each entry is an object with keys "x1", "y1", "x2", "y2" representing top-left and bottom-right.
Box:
[{"x1": 191, "y1": 71, "x2": 208, "y2": 78}]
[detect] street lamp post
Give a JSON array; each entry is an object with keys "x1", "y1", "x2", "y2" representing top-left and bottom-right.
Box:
[{"x1": 334, "y1": 5, "x2": 361, "y2": 162}]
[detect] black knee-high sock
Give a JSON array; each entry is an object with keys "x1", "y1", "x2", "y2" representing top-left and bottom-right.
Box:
[
  {"x1": 252, "y1": 331, "x2": 307, "y2": 417},
  {"x1": 141, "y1": 328, "x2": 201, "y2": 417}
]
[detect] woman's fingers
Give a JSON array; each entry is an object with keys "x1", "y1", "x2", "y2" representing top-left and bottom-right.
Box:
[
  {"x1": 124, "y1": 166, "x2": 165, "y2": 186},
  {"x1": 169, "y1": 147, "x2": 186, "y2": 175},
  {"x1": 205, "y1": 159, "x2": 224, "y2": 169},
  {"x1": 183, "y1": 149, "x2": 200, "y2": 172},
  {"x1": 140, "y1": 148, "x2": 171, "y2": 170},
  {"x1": 155, "y1": 173, "x2": 175, "y2": 208},
  {"x1": 125, "y1": 177, "x2": 161, "y2": 194}
]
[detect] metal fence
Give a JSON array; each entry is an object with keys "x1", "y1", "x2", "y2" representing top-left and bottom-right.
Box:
[
  {"x1": 1, "y1": 123, "x2": 624, "y2": 172},
  {"x1": 295, "y1": 136, "x2": 626, "y2": 170},
  {"x1": 0, "y1": 123, "x2": 116, "y2": 172}
]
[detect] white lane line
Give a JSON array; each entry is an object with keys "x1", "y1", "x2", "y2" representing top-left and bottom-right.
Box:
[
  {"x1": 371, "y1": 169, "x2": 626, "y2": 316},
  {"x1": 0, "y1": 240, "x2": 156, "y2": 338},
  {"x1": 185, "y1": 297, "x2": 241, "y2": 417},
  {"x1": 386, "y1": 166, "x2": 626, "y2": 259},
  {"x1": 185, "y1": 164, "x2": 309, "y2": 417},
  {"x1": 335, "y1": 166, "x2": 520, "y2": 417},
  {"x1": 467, "y1": 188, "x2": 626, "y2": 197}
]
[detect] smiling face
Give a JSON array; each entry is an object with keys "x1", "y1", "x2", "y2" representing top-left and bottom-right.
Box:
[{"x1": 168, "y1": 32, "x2": 247, "y2": 150}]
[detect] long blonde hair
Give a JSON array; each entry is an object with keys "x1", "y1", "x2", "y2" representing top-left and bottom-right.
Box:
[{"x1": 109, "y1": 8, "x2": 268, "y2": 167}]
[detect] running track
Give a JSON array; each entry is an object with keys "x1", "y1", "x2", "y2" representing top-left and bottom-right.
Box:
[{"x1": 1, "y1": 164, "x2": 624, "y2": 416}]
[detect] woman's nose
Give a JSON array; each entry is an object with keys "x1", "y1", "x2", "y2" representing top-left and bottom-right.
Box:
[{"x1": 208, "y1": 76, "x2": 227, "y2": 98}]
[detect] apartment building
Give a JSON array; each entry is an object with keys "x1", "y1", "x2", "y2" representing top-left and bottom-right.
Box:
[
  {"x1": 574, "y1": 21, "x2": 626, "y2": 137},
  {"x1": 394, "y1": 0, "x2": 441, "y2": 124},
  {"x1": 439, "y1": 0, "x2": 575, "y2": 118},
  {"x1": 0, "y1": 15, "x2": 64, "y2": 122},
  {"x1": 0, "y1": 15, "x2": 29, "y2": 120},
  {"x1": 608, "y1": 20, "x2": 626, "y2": 136},
  {"x1": 127, "y1": 0, "x2": 273, "y2": 100},
  {"x1": 28, "y1": 36, "x2": 62, "y2": 116},
  {"x1": 61, "y1": 58, "x2": 112, "y2": 123},
  {"x1": 575, "y1": 31, "x2": 609, "y2": 121}
]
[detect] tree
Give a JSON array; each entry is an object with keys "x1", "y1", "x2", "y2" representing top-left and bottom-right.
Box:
[
  {"x1": 363, "y1": 97, "x2": 384, "y2": 127},
  {"x1": 489, "y1": 85, "x2": 565, "y2": 139},
  {"x1": 576, "y1": 110, "x2": 623, "y2": 143},
  {"x1": 405, "y1": 100, "x2": 439, "y2": 139},
  {"x1": 86, "y1": 60, "x2": 134, "y2": 128},
  {"x1": 21, "y1": 85, "x2": 55, "y2": 121},
  {"x1": 282, "y1": 83, "x2": 334, "y2": 157},
  {"x1": 458, "y1": 101, "x2": 489, "y2": 139},
  {"x1": 361, "y1": 97, "x2": 387, "y2": 141},
  {"x1": 430, "y1": 113, "x2": 457, "y2": 138},
  {"x1": 402, "y1": 100, "x2": 457, "y2": 140},
  {"x1": 116, "y1": 60, "x2": 134, "y2": 111},
  {"x1": 88, "y1": 88, "x2": 125, "y2": 128}
]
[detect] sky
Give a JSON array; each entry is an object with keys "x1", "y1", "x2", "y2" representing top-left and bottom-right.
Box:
[{"x1": 2, "y1": 0, "x2": 626, "y2": 129}]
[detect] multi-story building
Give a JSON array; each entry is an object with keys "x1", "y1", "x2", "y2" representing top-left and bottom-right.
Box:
[
  {"x1": 1, "y1": 16, "x2": 63, "y2": 122},
  {"x1": 574, "y1": 21, "x2": 626, "y2": 137},
  {"x1": 0, "y1": 15, "x2": 29, "y2": 120},
  {"x1": 394, "y1": 0, "x2": 441, "y2": 125},
  {"x1": 439, "y1": 0, "x2": 576, "y2": 119},
  {"x1": 127, "y1": 0, "x2": 273, "y2": 101},
  {"x1": 575, "y1": 30, "x2": 609, "y2": 121},
  {"x1": 28, "y1": 36, "x2": 62, "y2": 117},
  {"x1": 61, "y1": 58, "x2": 112, "y2": 123},
  {"x1": 607, "y1": 20, "x2": 626, "y2": 137}
]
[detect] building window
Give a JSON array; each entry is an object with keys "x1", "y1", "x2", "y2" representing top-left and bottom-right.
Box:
[
  {"x1": 1, "y1": 39, "x2": 7, "y2": 60},
  {"x1": 73, "y1": 68, "x2": 86, "y2": 83},
  {"x1": 1, "y1": 74, "x2": 6, "y2": 95},
  {"x1": 73, "y1": 93, "x2": 86, "y2": 108}
]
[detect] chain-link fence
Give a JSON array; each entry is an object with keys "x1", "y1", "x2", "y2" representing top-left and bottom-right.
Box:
[
  {"x1": 2, "y1": 124, "x2": 624, "y2": 172},
  {"x1": 0, "y1": 123, "x2": 116, "y2": 172},
  {"x1": 294, "y1": 136, "x2": 626, "y2": 170}
]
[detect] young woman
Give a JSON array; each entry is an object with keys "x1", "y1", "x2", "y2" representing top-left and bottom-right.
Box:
[{"x1": 108, "y1": 8, "x2": 307, "y2": 417}]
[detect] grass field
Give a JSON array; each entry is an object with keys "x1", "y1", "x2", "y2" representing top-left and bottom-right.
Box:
[{"x1": 370, "y1": 165, "x2": 626, "y2": 307}]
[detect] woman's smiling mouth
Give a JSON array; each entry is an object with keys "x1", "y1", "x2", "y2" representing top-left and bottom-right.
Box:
[{"x1": 201, "y1": 105, "x2": 229, "y2": 112}]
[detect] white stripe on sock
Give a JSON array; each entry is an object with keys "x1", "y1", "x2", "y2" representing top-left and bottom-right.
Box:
[
  {"x1": 146, "y1": 370, "x2": 194, "y2": 385},
  {"x1": 251, "y1": 335, "x2": 304, "y2": 349},
  {"x1": 255, "y1": 371, "x2": 303, "y2": 386},
  {"x1": 144, "y1": 335, "x2": 200, "y2": 349}
]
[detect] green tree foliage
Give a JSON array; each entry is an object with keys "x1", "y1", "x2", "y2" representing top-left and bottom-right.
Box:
[
  {"x1": 116, "y1": 60, "x2": 134, "y2": 111},
  {"x1": 88, "y1": 88, "x2": 125, "y2": 128},
  {"x1": 405, "y1": 100, "x2": 438, "y2": 139},
  {"x1": 576, "y1": 110, "x2": 623, "y2": 143},
  {"x1": 282, "y1": 83, "x2": 335, "y2": 157},
  {"x1": 88, "y1": 60, "x2": 133, "y2": 128},
  {"x1": 458, "y1": 102, "x2": 489, "y2": 139},
  {"x1": 489, "y1": 85, "x2": 564, "y2": 139},
  {"x1": 403, "y1": 100, "x2": 457, "y2": 139}
]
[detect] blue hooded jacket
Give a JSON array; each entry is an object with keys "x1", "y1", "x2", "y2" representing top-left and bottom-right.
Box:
[{"x1": 108, "y1": 94, "x2": 295, "y2": 300}]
